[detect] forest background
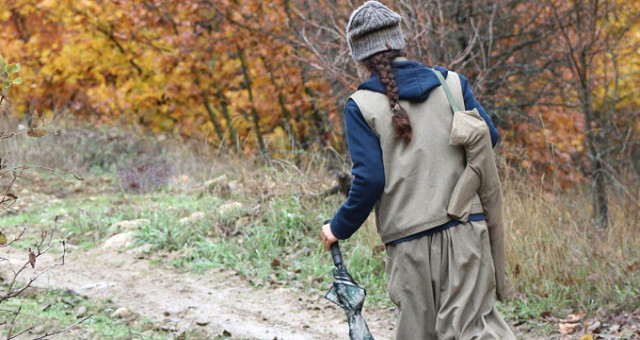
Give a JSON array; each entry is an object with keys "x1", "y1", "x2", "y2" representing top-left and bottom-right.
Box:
[
  {"x1": 1, "y1": 0, "x2": 640, "y2": 339},
  {"x1": 3, "y1": 0, "x2": 640, "y2": 222}
]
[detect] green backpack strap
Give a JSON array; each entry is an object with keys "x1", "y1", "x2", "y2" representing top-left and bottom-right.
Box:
[{"x1": 431, "y1": 68, "x2": 460, "y2": 113}]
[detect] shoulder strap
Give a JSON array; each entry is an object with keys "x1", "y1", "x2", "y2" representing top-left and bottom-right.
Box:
[{"x1": 430, "y1": 69, "x2": 460, "y2": 113}]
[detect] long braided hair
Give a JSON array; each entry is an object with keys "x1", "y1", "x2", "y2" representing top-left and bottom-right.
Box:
[{"x1": 362, "y1": 50, "x2": 412, "y2": 143}]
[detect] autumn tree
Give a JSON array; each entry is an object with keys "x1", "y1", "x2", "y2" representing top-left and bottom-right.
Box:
[
  {"x1": 0, "y1": 0, "x2": 342, "y2": 155},
  {"x1": 1, "y1": 0, "x2": 638, "y2": 191},
  {"x1": 545, "y1": 0, "x2": 640, "y2": 227},
  {"x1": 289, "y1": 0, "x2": 578, "y2": 171}
]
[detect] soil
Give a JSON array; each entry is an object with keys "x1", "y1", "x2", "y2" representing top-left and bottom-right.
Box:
[
  {"x1": 5, "y1": 244, "x2": 397, "y2": 339},
  {"x1": 3, "y1": 240, "x2": 553, "y2": 340}
]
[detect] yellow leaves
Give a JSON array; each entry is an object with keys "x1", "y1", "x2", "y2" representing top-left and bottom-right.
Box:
[
  {"x1": 39, "y1": 0, "x2": 59, "y2": 9},
  {"x1": 151, "y1": 73, "x2": 166, "y2": 86},
  {"x1": 0, "y1": 9, "x2": 11, "y2": 21},
  {"x1": 268, "y1": 126, "x2": 289, "y2": 152},
  {"x1": 110, "y1": 6, "x2": 126, "y2": 20}
]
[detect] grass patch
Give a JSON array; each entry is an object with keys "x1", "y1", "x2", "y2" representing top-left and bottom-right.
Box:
[
  {"x1": 0, "y1": 288, "x2": 167, "y2": 339},
  {"x1": 502, "y1": 175, "x2": 640, "y2": 319},
  {"x1": 133, "y1": 191, "x2": 392, "y2": 307}
]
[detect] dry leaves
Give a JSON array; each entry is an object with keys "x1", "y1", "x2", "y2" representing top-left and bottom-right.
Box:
[
  {"x1": 558, "y1": 312, "x2": 586, "y2": 335},
  {"x1": 28, "y1": 249, "x2": 36, "y2": 269},
  {"x1": 559, "y1": 321, "x2": 580, "y2": 335},
  {"x1": 550, "y1": 310, "x2": 640, "y2": 339}
]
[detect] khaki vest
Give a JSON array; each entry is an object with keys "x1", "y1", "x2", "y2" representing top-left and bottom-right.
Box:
[{"x1": 350, "y1": 71, "x2": 483, "y2": 244}]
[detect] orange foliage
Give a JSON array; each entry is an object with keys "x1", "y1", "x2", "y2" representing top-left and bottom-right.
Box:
[
  {"x1": 0, "y1": 0, "x2": 340, "y2": 153},
  {"x1": 0, "y1": 0, "x2": 638, "y2": 185}
]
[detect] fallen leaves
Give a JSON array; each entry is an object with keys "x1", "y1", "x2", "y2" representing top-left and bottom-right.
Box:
[
  {"x1": 29, "y1": 249, "x2": 36, "y2": 269},
  {"x1": 559, "y1": 313, "x2": 585, "y2": 335},
  {"x1": 548, "y1": 310, "x2": 640, "y2": 339},
  {"x1": 559, "y1": 321, "x2": 580, "y2": 335}
]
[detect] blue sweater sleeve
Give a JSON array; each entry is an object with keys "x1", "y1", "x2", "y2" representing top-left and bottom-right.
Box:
[
  {"x1": 330, "y1": 99, "x2": 385, "y2": 240},
  {"x1": 459, "y1": 74, "x2": 499, "y2": 147}
]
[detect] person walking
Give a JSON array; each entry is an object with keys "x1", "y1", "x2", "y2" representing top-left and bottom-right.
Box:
[{"x1": 320, "y1": 1, "x2": 517, "y2": 339}]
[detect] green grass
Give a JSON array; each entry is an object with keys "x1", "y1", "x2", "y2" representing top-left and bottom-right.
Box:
[
  {"x1": 1, "y1": 183, "x2": 391, "y2": 308},
  {"x1": 133, "y1": 194, "x2": 392, "y2": 307},
  {"x1": 0, "y1": 288, "x2": 167, "y2": 339}
]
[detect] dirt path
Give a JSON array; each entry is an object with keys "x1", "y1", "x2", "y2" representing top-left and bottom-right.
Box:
[
  {"x1": 14, "y1": 243, "x2": 396, "y2": 339},
  {"x1": 3, "y1": 239, "x2": 549, "y2": 340}
]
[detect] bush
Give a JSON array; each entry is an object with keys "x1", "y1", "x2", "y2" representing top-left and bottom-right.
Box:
[{"x1": 0, "y1": 55, "x2": 76, "y2": 339}]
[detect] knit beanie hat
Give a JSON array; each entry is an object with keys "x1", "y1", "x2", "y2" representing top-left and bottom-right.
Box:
[{"x1": 346, "y1": 1, "x2": 405, "y2": 61}]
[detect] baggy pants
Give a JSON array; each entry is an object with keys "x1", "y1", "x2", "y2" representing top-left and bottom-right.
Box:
[{"x1": 384, "y1": 220, "x2": 517, "y2": 340}]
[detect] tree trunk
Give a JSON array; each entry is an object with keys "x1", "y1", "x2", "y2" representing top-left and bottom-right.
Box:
[
  {"x1": 237, "y1": 45, "x2": 266, "y2": 155},
  {"x1": 592, "y1": 155, "x2": 609, "y2": 228},
  {"x1": 194, "y1": 72, "x2": 225, "y2": 143},
  {"x1": 212, "y1": 80, "x2": 240, "y2": 152},
  {"x1": 583, "y1": 84, "x2": 609, "y2": 229},
  {"x1": 260, "y1": 56, "x2": 298, "y2": 145}
]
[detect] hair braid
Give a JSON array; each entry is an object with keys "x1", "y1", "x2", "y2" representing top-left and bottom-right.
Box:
[{"x1": 362, "y1": 50, "x2": 412, "y2": 143}]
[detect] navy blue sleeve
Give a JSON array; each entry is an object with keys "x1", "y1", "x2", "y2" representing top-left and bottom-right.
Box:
[
  {"x1": 459, "y1": 74, "x2": 499, "y2": 147},
  {"x1": 330, "y1": 99, "x2": 385, "y2": 240}
]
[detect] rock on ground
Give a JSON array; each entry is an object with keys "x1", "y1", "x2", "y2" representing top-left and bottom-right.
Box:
[{"x1": 101, "y1": 232, "x2": 135, "y2": 250}]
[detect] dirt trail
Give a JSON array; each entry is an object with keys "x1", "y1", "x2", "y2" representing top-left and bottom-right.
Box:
[{"x1": 16, "y1": 244, "x2": 396, "y2": 339}]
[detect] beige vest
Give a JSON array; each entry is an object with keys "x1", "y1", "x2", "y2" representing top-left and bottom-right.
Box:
[{"x1": 350, "y1": 71, "x2": 483, "y2": 244}]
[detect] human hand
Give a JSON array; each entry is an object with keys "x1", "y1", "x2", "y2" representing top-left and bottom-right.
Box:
[{"x1": 321, "y1": 223, "x2": 338, "y2": 250}]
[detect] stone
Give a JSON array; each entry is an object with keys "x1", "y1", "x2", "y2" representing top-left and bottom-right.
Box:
[
  {"x1": 110, "y1": 307, "x2": 130, "y2": 319},
  {"x1": 218, "y1": 202, "x2": 243, "y2": 217},
  {"x1": 195, "y1": 319, "x2": 210, "y2": 326},
  {"x1": 133, "y1": 243, "x2": 153, "y2": 258},
  {"x1": 76, "y1": 305, "x2": 88, "y2": 318},
  {"x1": 102, "y1": 232, "x2": 135, "y2": 250},
  {"x1": 202, "y1": 175, "x2": 228, "y2": 191},
  {"x1": 108, "y1": 219, "x2": 150, "y2": 233},
  {"x1": 179, "y1": 211, "x2": 206, "y2": 224}
]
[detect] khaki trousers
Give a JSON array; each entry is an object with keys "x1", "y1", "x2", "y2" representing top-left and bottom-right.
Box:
[{"x1": 385, "y1": 220, "x2": 516, "y2": 340}]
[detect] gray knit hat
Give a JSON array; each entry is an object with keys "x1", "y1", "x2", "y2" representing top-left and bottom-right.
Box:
[{"x1": 346, "y1": 1, "x2": 405, "y2": 61}]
